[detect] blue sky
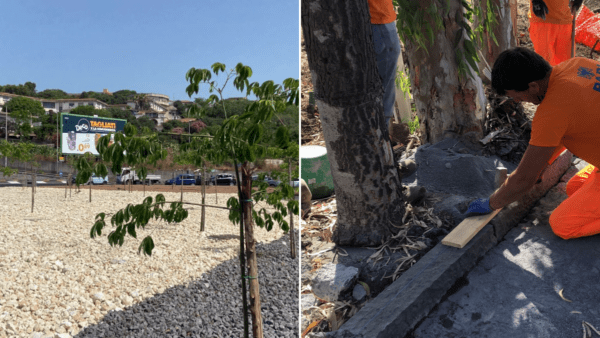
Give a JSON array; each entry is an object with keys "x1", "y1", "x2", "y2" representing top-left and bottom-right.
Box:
[{"x1": 0, "y1": 0, "x2": 300, "y2": 101}]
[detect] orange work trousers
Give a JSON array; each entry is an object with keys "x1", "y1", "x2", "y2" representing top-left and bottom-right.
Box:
[
  {"x1": 529, "y1": 21, "x2": 572, "y2": 66},
  {"x1": 549, "y1": 164, "x2": 600, "y2": 239}
]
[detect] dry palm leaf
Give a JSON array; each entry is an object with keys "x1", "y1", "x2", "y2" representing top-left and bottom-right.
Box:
[{"x1": 302, "y1": 319, "x2": 322, "y2": 338}]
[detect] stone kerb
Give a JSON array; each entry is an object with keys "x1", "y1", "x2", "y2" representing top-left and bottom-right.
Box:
[{"x1": 329, "y1": 150, "x2": 572, "y2": 338}]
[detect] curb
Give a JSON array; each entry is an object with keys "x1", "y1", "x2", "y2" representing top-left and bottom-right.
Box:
[{"x1": 329, "y1": 151, "x2": 573, "y2": 338}]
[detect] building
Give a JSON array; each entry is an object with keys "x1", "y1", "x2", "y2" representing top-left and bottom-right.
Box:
[
  {"x1": 0, "y1": 90, "x2": 179, "y2": 126},
  {"x1": 127, "y1": 93, "x2": 179, "y2": 126},
  {"x1": 0, "y1": 92, "x2": 109, "y2": 114}
]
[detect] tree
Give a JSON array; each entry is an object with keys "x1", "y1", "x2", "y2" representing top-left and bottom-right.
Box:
[
  {"x1": 162, "y1": 120, "x2": 186, "y2": 132},
  {"x1": 4, "y1": 96, "x2": 45, "y2": 138},
  {"x1": 69, "y1": 105, "x2": 111, "y2": 118},
  {"x1": 184, "y1": 62, "x2": 299, "y2": 338},
  {"x1": 111, "y1": 90, "x2": 138, "y2": 104},
  {"x1": 107, "y1": 107, "x2": 135, "y2": 122},
  {"x1": 131, "y1": 93, "x2": 150, "y2": 111},
  {"x1": 302, "y1": 0, "x2": 405, "y2": 246},
  {"x1": 396, "y1": 0, "x2": 499, "y2": 145},
  {"x1": 0, "y1": 82, "x2": 37, "y2": 97},
  {"x1": 474, "y1": 0, "x2": 517, "y2": 77},
  {"x1": 130, "y1": 116, "x2": 156, "y2": 132},
  {"x1": 190, "y1": 120, "x2": 207, "y2": 133},
  {"x1": 37, "y1": 89, "x2": 71, "y2": 99},
  {"x1": 88, "y1": 62, "x2": 299, "y2": 338}
]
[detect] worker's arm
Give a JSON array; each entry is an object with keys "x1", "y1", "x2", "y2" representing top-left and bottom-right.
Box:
[{"x1": 489, "y1": 144, "x2": 557, "y2": 210}]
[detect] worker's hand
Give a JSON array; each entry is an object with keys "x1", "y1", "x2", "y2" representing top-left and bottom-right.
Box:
[
  {"x1": 531, "y1": 0, "x2": 548, "y2": 20},
  {"x1": 466, "y1": 198, "x2": 493, "y2": 216},
  {"x1": 569, "y1": 0, "x2": 583, "y2": 17}
]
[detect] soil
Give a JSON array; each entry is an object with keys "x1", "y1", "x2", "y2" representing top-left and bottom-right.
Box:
[{"x1": 300, "y1": 2, "x2": 600, "y2": 335}]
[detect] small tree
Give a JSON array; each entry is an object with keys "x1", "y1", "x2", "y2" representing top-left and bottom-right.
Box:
[{"x1": 88, "y1": 62, "x2": 298, "y2": 338}]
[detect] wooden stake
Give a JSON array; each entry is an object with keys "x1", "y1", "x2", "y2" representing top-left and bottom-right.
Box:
[
  {"x1": 201, "y1": 166, "x2": 206, "y2": 232},
  {"x1": 288, "y1": 159, "x2": 296, "y2": 259},
  {"x1": 31, "y1": 174, "x2": 35, "y2": 213},
  {"x1": 65, "y1": 174, "x2": 70, "y2": 199}
]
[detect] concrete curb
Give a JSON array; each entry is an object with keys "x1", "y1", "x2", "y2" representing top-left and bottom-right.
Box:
[{"x1": 329, "y1": 151, "x2": 573, "y2": 338}]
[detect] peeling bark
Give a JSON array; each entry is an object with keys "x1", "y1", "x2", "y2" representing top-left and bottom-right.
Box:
[
  {"x1": 402, "y1": 0, "x2": 487, "y2": 146},
  {"x1": 476, "y1": 0, "x2": 518, "y2": 71},
  {"x1": 302, "y1": 0, "x2": 404, "y2": 246}
]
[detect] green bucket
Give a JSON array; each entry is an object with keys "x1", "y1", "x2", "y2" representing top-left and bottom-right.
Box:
[{"x1": 301, "y1": 145, "x2": 334, "y2": 199}]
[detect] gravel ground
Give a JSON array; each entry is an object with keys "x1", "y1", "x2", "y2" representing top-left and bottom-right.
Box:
[{"x1": 0, "y1": 187, "x2": 298, "y2": 338}]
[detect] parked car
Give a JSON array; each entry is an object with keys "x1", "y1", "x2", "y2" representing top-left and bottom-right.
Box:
[
  {"x1": 72, "y1": 173, "x2": 109, "y2": 185},
  {"x1": 251, "y1": 174, "x2": 281, "y2": 187},
  {"x1": 264, "y1": 176, "x2": 281, "y2": 187},
  {"x1": 194, "y1": 174, "x2": 214, "y2": 185},
  {"x1": 215, "y1": 173, "x2": 236, "y2": 186},
  {"x1": 165, "y1": 174, "x2": 196, "y2": 185},
  {"x1": 118, "y1": 167, "x2": 161, "y2": 185},
  {"x1": 291, "y1": 178, "x2": 299, "y2": 187},
  {"x1": 91, "y1": 174, "x2": 109, "y2": 185}
]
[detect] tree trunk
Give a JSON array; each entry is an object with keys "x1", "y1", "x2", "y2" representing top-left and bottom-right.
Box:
[
  {"x1": 302, "y1": 0, "x2": 404, "y2": 246},
  {"x1": 476, "y1": 0, "x2": 518, "y2": 76},
  {"x1": 402, "y1": 0, "x2": 487, "y2": 146},
  {"x1": 89, "y1": 179, "x2": 92, "y2": 203},
  {"x1": 242, "y1": 163, "x2": 263, "y2": 338}
]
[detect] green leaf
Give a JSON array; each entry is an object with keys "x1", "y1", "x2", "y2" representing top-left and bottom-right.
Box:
[
  {"x1": 211, "y1": 62, "x2": 226, "y2": 75},
  {"x1": 127, "y1": 223, "x2": 137, "y2": 238},
  {"x1": 245, "y1": 124, "x2": 262, "y2": 145},
  {"x1": 138, "y1": 236, "x2": 154, "y2": 256}
]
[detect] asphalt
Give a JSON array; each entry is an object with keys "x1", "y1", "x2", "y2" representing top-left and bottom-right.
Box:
[{"x1": 413, "y1": 201, "x2": 600, "y2": 337}]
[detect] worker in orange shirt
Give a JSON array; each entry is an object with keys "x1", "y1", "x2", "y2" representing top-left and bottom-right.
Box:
[
  {"x1": 529, "y1": 0, "x2": 583, "y2": 65},
  {"x1": 467, "y1": 47, "x2": 600, "y2": 240},
  {"x1": 368, "y1": 0, "x2": 401, "y2": 128}
]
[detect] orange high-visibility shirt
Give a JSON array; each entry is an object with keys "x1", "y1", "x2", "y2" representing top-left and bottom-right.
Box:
[
  {"x1": 528, "y1": 0, "x2": 572, "y2": 25},
  {"x1": 368, "y1": 0, "x2": 396, "y2": 24},
  {"x1": 530, "y1": 57, "x2": 600, "y2": 168}
]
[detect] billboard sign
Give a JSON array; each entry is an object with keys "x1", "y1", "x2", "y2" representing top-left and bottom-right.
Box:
[{"x1": 61, "y1": 113, "x2": 127, "y2": 155}]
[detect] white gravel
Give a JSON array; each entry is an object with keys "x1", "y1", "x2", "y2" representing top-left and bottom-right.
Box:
[{"x1": 0, "y1": 187, "x2": 296, "y2": 337}]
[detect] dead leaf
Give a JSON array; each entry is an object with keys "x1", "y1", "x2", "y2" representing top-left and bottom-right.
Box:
[
  {"x1": 301, "y1": 319, "x2": 322, "y2": 337},
  {"x1": 559, "y1": 288, "x2": 572, "y2": 302}
]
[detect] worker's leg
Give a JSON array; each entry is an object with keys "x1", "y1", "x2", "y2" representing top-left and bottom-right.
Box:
[
  {"x1": 550, "y1": 23, "x2": 572, "y2": 65},
  {"x1": 566, "y1": 164, "x2": 597, "y2": 197},
  {"x1": 372, "y1": 22, "x2": 402, "y2": 128},
  {"x1": 549, "y1": 168, "x2": 600, "y2": 239},
  {"x1": 529, "y1": 21, "x2": 555, "y2": 64}
]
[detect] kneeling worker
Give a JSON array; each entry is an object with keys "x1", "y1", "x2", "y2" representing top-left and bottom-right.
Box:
[{"x1": 467, "y1": 47, "x2": 600, "y2": 240}]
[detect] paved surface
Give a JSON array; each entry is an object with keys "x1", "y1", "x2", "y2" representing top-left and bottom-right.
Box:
[{"x1": 414, "y1": 218, "x2": 600, "y2": 337}]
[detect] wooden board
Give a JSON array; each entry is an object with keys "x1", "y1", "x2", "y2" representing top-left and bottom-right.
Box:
[{"x1": 442, "y1": 209, "x2": 502, "y2": 248}]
